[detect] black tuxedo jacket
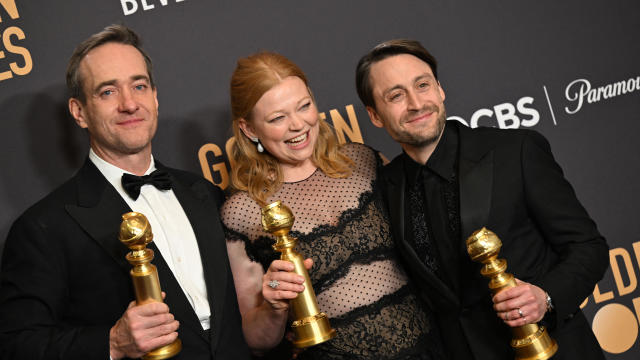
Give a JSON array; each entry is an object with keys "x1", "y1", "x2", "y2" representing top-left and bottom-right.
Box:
[
  {"x1": 382, "y1": 121, "x2": 608, "y2": 360},
  {"x1": 0, "y1": 159, "x2": 249, "y2": 359}
]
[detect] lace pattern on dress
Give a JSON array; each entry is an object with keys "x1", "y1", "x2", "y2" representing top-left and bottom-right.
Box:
[
  {"x1": 300, "y1": 285, "x2": 443, "y2": 360},
  {"x1": 222, "y1": 143, "x2": 439, "y2": 358}
]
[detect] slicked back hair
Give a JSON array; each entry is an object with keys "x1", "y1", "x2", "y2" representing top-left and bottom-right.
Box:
[
  {"x1": 66, "y1": 24, "x2": 155, "y2": 103},
  {"x1": 355, "y1": 39, "x2": 438, "y2": 110}
]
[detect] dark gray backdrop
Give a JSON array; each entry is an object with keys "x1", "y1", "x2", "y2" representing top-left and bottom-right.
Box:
[{"x1": 1, "y1": 1, "x2": 638, "y2": 357}]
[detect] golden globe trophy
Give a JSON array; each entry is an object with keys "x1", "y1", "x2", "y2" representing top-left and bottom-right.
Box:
[
  {"x1": 119, "y1": 212, "x2": 182, "y2": 360},
  {"x1": 261, "y1": 200, "x2": 336, "y2": 348},
  {"x1": 466, "y1": 227, "x2": 558, "y2": 360}
]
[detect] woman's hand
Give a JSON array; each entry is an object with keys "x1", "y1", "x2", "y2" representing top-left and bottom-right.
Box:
[{"x1": 262, "y1": 258, "x2": 313, "y2": 311}]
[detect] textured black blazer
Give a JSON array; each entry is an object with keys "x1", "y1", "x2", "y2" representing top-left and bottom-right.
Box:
[
  {"x1": 0, "y1": 159, "x2": 249, "y2": 359},
  {"x1": 381, "y1": 121, "x2": 608, "y2": 360}
]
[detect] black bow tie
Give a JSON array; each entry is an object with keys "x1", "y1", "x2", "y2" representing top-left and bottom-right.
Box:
[{"x1": 121, "y1": 169, "x2": 172, "y2": 200}]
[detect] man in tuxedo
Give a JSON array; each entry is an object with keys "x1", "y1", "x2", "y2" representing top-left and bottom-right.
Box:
[
  {"x1": 0, "y1": 25, "x2": 249, "y2": 359},
  {"x1": 355, "y1": 39, "x2": 608, "y2": 359}
]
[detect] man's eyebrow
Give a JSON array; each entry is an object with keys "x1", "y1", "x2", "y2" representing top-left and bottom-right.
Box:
[
  {"x1": 130, "y1": 74, "x2": 150, "y2": 83},
  {"x1": 414, "y1": 73, "x2": 436, "y2": 82},
  {"x1": 92, "y1": 79, "x2": 117, "y2": 94},
  {"x1": 92, "y1": 74, "x2": 150, "y2": 95},
  {"x1": 382, "y1": 73, "x2": 436, "y2": 97},
  {"x1": 382, "y1": 84, "x2": 406, "y2": 97}
]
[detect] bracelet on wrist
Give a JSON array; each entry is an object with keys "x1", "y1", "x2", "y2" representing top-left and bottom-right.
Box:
[{"x1": 545, "y1": 292, "x2": 554, "y2": 313}]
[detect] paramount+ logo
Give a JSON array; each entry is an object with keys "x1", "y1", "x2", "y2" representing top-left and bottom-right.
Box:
[
  {"x1": 120, "y1": 0, "x2": 186, "y2": 16},
  {"x1": 564, "y1": 75, "x2": 640, "y2": 115}
]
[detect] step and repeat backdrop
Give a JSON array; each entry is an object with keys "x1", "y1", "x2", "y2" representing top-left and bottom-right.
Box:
[{"x1": 0, "y1": 1, "x2": 638, "y2": 357}]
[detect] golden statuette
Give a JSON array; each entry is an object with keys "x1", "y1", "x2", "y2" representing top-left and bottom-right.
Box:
[
  {"x1": 119, "y1": 212, "x2": 182, "y2": 360},
  {"x1": 261, "y1": 201, "x2": 336, "y2": 348},
  {"x1": 467, "y1": 227, "x2": 558, "y2": 360}
]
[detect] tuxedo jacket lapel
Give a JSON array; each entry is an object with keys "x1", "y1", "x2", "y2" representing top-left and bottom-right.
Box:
[
  {"x1": 457, "y1": 124, "x2": 494, "y2": 243},
  {"x1": 65, "y1": 159, "x2": 131, "y2": 272},
  {"x1": 383, "y1": 158, "x2": 459, "y2": 307},
  {"x1": 147, "y1": 240, "x2": 208, "y2": 342}
]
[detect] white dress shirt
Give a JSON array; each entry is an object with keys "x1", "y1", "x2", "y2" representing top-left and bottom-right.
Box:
[{"x1": 90, "y1": 149, "x2": 211, "y2": 330}]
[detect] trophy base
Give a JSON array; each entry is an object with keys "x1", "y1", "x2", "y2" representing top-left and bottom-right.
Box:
[
  {"x1": 142, "y1": 338, "x2": 182, "y2": 360},
  {"x1": 292, "y1": 312, "x2": 337, "y2": 348},
  {"x1": 513, "y1": 326, "x2": 558, "y2": 360}
]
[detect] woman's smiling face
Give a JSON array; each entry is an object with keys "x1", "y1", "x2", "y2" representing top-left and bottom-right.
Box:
[{"x1": 239, "y1": 76, "x2": 320, "y2": 168}]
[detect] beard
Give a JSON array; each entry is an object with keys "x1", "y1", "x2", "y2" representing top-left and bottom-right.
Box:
[{"x1": 391, "y1": 105, "x2": 447, "y2": 148}]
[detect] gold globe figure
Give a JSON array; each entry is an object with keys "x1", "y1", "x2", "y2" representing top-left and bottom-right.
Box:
[
  {"x1": 119, "y1": 212, "x2": 182, "y2": 360},
  {"x1": 466, "y1": 227, "x2": 558, "y2": 360},
  {"x1": 261, "y1": 201, "x2": 336, "y2": 348}
]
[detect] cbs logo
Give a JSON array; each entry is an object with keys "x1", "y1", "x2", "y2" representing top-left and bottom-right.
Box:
[{"x1": 449, "y1": 96, "x2": 540, "y2": 129}]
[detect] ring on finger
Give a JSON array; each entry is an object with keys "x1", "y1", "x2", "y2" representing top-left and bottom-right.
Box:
[
  {"x1": 517, "y1": 308, "x2": 524, "y2": 318},
  {"x1": 505, "y1": 312, "x2": 509, "y2": 321},
  {"x1": 268, "y1": 279, "x2": 280, "y2": 289}
]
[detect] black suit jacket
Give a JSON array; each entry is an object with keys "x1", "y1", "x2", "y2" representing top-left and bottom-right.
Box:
[
  {"x1": 382, "y1": 121, "x2": 608, "y2": 360},
  {"x1": 0, "y1": 159, "x2": 249, "y2": 359}
]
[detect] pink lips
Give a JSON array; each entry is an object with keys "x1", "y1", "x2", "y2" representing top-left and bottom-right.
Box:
[
  {"x1": 406, "y1": 104, "x2": 440, "y2": 124},
  {"x1": 406, "y1": 111, "x2": 434, "y2": 124},
  {"x1": 117, "y1": 118, "x2": 144, "y2": 126}
]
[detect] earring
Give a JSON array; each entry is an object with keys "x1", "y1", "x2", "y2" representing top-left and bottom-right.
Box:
[{"x1": 250, "y1": 137, "x2": 264, "y2": 153}]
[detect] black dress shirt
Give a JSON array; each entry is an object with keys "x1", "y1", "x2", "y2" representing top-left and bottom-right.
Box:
[{"x1": 403, "y1": 123, "x2": 463, "y2": 296}]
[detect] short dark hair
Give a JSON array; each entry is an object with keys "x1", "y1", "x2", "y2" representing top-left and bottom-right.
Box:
[
  {"x1": 355, "y1": 39, "x2": 438, "y2": 109},
  {"x1": 66, "y1": 24, "x2": 155, "y2": 103}
]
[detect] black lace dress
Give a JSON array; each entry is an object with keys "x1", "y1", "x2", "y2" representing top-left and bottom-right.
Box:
[{"x1": 222, "y1": 143, "x2": 443, "y2": 359}]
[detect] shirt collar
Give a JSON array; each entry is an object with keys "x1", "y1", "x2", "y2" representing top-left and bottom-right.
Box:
[
  {"x1": 88, "y1": 148, "x2": 156, "y2": 196},
  {"x1": 403, "y1": 120, "x2": 459, "y2": 187}
]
